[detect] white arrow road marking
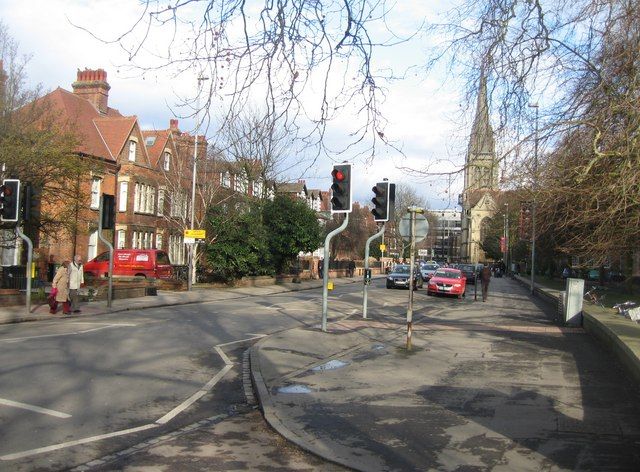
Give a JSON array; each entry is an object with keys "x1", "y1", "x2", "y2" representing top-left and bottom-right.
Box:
[{"x1": 0, "y1": 398, "x2": 71, "y2": 419}]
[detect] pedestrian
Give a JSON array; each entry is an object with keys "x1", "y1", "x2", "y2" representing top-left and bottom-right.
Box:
[
  {"x1": 562, "y1": 266, "x2": 570, "y2": 280},
  {"x1": 348, "y1": 260, "x2": 356, "y2": 278},
  {"x1": 318, "y1": 259, "x2": 324, "y2": 279},
  {"x1": 69, "y1": 254, "x2": 84, "y2": 313},
  {"x1": 50, "y1": 260, "x2": 71, "y2": 315},
  {"x1": 480, "y1": 265, "x2": 491, "y2": 302}
]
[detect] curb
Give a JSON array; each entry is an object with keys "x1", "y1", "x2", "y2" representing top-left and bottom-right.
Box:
[{"x1": 249, "y1": 337, "x2": 360, "y2": 472}]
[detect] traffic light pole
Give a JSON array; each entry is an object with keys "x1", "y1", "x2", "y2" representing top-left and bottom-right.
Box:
[
  {"x1": 98, "y1": 198, "x2": 114, "y2": 308},
  {"x1": 14, "y1": 225, "x2": 33, "y2": 314},
  {"x1": 321, "y1": 214, "x2": 349, "y2": 332},
  {"x1": 362, "y1": 224, "x2": 385, "y2": 319}
]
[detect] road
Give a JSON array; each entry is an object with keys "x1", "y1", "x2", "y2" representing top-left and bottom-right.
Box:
[{"x1": 0, "y1": 277, "x2": 435, "y2": 471}]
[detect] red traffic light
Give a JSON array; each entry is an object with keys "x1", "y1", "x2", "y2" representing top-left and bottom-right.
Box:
[
  {"x1": 332, "y1": 169, "x2": 345, "y2": 182},
  {"x1": 0, "y1": 185, "x2": 12, "y2": 196}
]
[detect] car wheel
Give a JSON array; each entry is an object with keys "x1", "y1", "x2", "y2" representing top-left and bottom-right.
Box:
[{"x1": 386, "y1": 283, "x2": 392, "y2": 289}]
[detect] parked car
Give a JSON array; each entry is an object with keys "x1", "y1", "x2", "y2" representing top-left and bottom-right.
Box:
[
  {"x1": 84, "y1": 249, "x2": 173, "y2": 279},
  {"x1": 419, "y1": 263, "x2": 440, "y2": 281},
  {"x1": 457, "y1": 264, "x2": 478, "y2": 284},
  {"x1": 427, "y1": 268, "x2": 467, "y2": 298},
  {"x1": 386, "y1": 264, "x2": 424, "y2": 290}
]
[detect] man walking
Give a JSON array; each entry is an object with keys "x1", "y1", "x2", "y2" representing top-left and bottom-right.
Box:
[
  {"x1": 480, "y1": 265, "x2": 491, "y2": 302},
  {"x1": 69, "y1": 255, "x2": 84, "y2": 313}
]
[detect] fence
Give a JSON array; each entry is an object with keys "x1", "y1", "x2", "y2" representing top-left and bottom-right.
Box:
[{"x1": 0, "y1": 266, "x2": 45, "y2": 290}]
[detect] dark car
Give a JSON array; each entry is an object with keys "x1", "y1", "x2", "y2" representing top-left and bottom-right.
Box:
[
  {"x1": 457, "y1": 264, "x2": 478, "y2": 284},
  {"x1": 386, "y1": 264, "x2": 423, "y2": 290}
]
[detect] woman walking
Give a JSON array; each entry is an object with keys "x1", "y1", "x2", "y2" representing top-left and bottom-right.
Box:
[{"x1": 50, "y1": 260, "x2": 71, "y2": 315}]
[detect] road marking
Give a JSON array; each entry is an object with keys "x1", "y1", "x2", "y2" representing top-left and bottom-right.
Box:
[
  {"x1": 1, "y1": 324, "x2": 137, "y2": 344},
  {"x1": 0, "y1": 424, "x2": 157, "y2": 461},
  {"x1": 155, "y1": 364, "x2": 233, "y2": 425},
  {"x1": 216, "y1": 334, "x2": 266, "y2": 348},
  {"x1": 0, "y1": 398, "x2": 71, "y2": 419}
]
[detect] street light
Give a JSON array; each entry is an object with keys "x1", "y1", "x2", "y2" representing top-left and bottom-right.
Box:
[
  {"x1": 528, "y1": 103, "x2": 539, "y2": 294},
  {"x1": 188, "y1": 76, "x2": 209, "y2": 291}
]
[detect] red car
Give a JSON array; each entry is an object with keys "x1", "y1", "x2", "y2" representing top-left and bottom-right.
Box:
[
  {"x1": 84, "y1": 249, "x2": 173, "y2": 280},
  {"x1": 427, "y1": 268, "x2": 467, "y2": 298}
]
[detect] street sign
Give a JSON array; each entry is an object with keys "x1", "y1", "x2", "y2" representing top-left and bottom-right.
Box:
[
  {"x1": 184, "y1": 229, "x2": 206, "y2": 239},
  {"x1": 399, "y1": 212, "x2": 429, "y2": 242},
  {"x1": 379, "y1": 243, "x2": 386, "y2": 252},
  {"x1": 183, "y1": 237, "x2": 196, "y2": 244},
  {"x1": 418, "y1": 249, "x2": 429, "y2": 256}
]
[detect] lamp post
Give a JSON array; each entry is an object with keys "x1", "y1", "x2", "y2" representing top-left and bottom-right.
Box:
[
  {"x1": 528, "y1": 103, "x2": 539, "y2": 294},
  {"x1": 188, "y1": 76, "x2": 209, "y2": 291}
]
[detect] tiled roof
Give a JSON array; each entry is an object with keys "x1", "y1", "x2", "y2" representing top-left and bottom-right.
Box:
[
  {"x1": 33, "y1": 87, "x2": 134, "y2": 163},
  {"x1": 277, "y1": 182, "x2": 306, "y2": 194},
  {"x1": 141, "y1": 130, "x2": 171, "y2": 167}
]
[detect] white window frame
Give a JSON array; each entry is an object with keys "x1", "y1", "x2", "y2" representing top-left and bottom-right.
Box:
[
  {"x1": 88, "y1": 230, "x2": 98, "y2": 259},
  {"x1": 117, "y1": 230, "x2": 126, "y2": 249},
  {"x1": 157, "y1": 189, "x2": 165, "y2": 216},
  {"x1": 90, "y1": 177, "x2": 102, "y2": 210},
  {"x1": 163, "y1": 151, "x2": 171, "y2": 171},
  {"x1": 128, "y1": 140, "x2": 137, "y2": 162},
  {"x1": 156, "y1": 232, "x2": 163, "y2": 250},
  {"x1": 118, "y1": 182, "x2": 128, "y2": 212}
]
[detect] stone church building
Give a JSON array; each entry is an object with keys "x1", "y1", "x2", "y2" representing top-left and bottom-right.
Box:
[{"x1": 459, "y1": 72, "x2": 501, "y2": 264}]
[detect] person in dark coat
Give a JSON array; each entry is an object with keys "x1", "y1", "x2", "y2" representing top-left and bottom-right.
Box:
[{"x1": 480, "y1": 265, "x2": 491, "y2": 302}]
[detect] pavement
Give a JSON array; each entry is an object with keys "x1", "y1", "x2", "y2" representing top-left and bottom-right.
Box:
[
  {"x1": 250, "y1": 277, "x2": 640, "y2": 471},
  {"x1": 3, "y1": 275, "x2": 640, "y2": 471}
]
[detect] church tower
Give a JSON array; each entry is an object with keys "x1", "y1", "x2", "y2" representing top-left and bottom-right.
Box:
[{"x1": 459, "y1": 71, "x2": 499, "y2": 263}]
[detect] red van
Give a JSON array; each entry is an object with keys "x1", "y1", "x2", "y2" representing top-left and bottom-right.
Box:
[{"x1": 84, "y1": 249, "x2": 174, "y2": 279}]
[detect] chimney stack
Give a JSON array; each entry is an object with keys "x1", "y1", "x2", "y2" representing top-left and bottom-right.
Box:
[
  {"x1": 169, "y1": 119, "x2": 179, "y2": 131},
  {"x1": 72, "y1": 68, "x2": 110, "y2": 115}
]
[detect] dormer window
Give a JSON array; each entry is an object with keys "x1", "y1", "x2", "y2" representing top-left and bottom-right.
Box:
[
  {"x1": 128, "y1": 140, "x2": 137, "y2": 162},
  {"x1": 163, "y1": 151, "x2": 171, "y2": 171}
]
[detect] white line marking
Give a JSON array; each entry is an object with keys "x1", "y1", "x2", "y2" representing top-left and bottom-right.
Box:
[
  {"x1": 0, "y1": 424, "x2": 157, "y2": 461},
  {"x1": 214, "y1": 346, "x2": 233, "y2": 366},
  {"x1": 155, "y1": 364, "x2": 233, "y2": 425},
  {"x1": 0, "y1": 398, "x2": 71, "y2": 419},
  {"x1": 1, "y1": 324, "x2": 137, "y2": 343},
  {"x1": 216, "y1": 334, "x2": 267, "y2": 348}
]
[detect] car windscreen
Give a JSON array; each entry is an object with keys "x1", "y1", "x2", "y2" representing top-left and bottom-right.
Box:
[
  {"x1": 434, "y1": 270, "x2": 461, "y2": 279},
  {"x1": 424, "y1": 264, "x2": 438, "y2": 270},
  {"x1": 393, "y1": 266, "x2": 410, "y2": 274}
]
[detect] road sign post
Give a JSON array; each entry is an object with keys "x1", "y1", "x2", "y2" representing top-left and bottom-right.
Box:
[{"x1": 363, "y1": 223, "x2": 385, "y2": 319}]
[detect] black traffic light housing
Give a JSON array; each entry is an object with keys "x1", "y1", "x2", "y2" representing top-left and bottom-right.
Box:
[
  {"x1": 0, "y1": 179, "x2": 21, "y2": 223},
  {"x1": 101, "y1": 194, "x2": 116, "y2": 230},
  {"x1": 330, "y1": 163, "x2": 352, "y2": 213},
  {"x1": 371, "y1": 181, "x2": 390, "y2": 222},
  {"x1": 22, "y1": 183, "x2": 41, "y2": 222}
]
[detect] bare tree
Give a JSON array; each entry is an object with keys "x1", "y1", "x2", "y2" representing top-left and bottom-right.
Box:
[{"x1": 76, "y1": 1, "x2": 413, "y2": 164}]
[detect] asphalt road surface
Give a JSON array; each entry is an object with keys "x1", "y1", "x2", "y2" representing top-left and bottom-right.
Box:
[{"x1": 1, "y1": 277, "x2": 446, "y2": 471}]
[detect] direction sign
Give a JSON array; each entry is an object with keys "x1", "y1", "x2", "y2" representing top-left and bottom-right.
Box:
[
  {"x1": 399, "y1": 213, "x2": 429, "y2": 242},
  {"x1": 184, "y1": 229, "x2": 206, "y2": 239}
]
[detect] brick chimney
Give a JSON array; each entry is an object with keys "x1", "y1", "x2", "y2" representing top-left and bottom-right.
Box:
[
  {"x1": 169, "y1": 119, "x2": 179, "y2": 131},
  {"x1": 72, "y1": 68, "x2": 110, "y2": 115}
]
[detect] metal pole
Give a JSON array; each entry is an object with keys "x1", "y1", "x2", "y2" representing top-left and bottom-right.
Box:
[
  {"x1": 97, "y1": 197, "x2": 114, "y2": 308},
  {"x1": 15, "y1": 226, "x2": 33, "y2": 314},
  {"x1": 505, "y1": 204, "x2": 510, "y2": 275},
  {"x1": 322, "y1": 214, "x2": 349, "y2": 332},
  {"x1": 188, "y1": 76, "x2": 208, "y2": 291},
  {"x1": 363, "y1": 224, "x2": 385, "y2": 319},
  {"x1": 529, "y1": 104, "x2": 539, "y2": 294},
  {"x1": 407, "y1": 210, "x2": 417, "y2": 350}
]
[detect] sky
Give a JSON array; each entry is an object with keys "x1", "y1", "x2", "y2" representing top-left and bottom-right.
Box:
[{"x1": 1, "y1": 0, "x2": 475, "y2": 211}]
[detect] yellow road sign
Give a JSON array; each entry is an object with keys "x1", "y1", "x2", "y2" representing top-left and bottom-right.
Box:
[
  {"x1": 184, "y1": 229, "x2": 206, "y2": 239},
  {"x1": 380, "y1": 244, "x2": 386, "y2": 252}
]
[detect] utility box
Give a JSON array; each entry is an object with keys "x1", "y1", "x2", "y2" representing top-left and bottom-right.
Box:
[{"x1": 564, "y1": 277, "x2": 584, "y2": 326}]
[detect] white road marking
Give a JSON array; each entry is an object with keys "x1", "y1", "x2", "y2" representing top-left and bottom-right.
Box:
[
  {"x1": 0, "y1": 398, "x2": 71, "y2": 419},
  {"x1": 1, "y1": 324, "x2": 137, "y2": 344},
  {"x1": 216, "y1": 334, "x2": 266, "y2": 348},
  {"x1": 0, "y1": 424, "x2": 158, "y2": 461},
  {"x1": 0, "y1": 334, "x2": 257, "y2": 460},
  {"x1": 155, "y1": 364, "x2": 233, "y2": 425}
]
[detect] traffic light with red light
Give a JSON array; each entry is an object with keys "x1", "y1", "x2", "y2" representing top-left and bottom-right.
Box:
[
  {"x1": 371, "y1": 181, "x2": 390, "y2": 222},
  {"x1": 0, "y1": 179, "x2": 20, "y2": 223},
  {"x1": 330, "y1": 163, "x2": 352, "y2": 213}
]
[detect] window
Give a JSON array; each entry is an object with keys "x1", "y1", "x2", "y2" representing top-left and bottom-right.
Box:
[
  {"x1": 128, "y1": 140, "x2": 137, "y2": 161},
  {"x1": 222, "y1": 172, "x2": 230, "y2": 188},
  {"x1": 163, "y1": 151, "x2": 171, "y2": 171},
  {"x1": 156, "y1": 232, "x2": 163, "y2": 250},
  {"x1": 118, "y1": 182, "x2": 128, "y2": 212},
  {"x1": 117, "y1": 230, "x2": 126, "y2": 249},
  {"x1": 88, "y1": 230, "x2": 98, "y2": 259},
  {"x1": 157, "y1": 189, "x2": 164, "y2": 216},
  {"x1": 145, "y1": 136, "x2": 156, "y2": 146},
  {"x1": 90, "y1": 177, "x2": 101, "y2": 210}
]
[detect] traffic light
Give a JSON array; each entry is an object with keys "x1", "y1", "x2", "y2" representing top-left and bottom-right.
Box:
[
  {"x1": 371, "y1": 181, "x2": 390, "y2": 221},
  {"x1": 101, "y1": 194, "x2": 115, "y2": 230},
  {"x1": 22, "y1": 183, "x2": 40, "y2": 222},
  {"x1": 330, "y1": 163, "x2": 352, "y2": 213},
  {"x1": 388, "y1": 183, "x2": 396, "y2": 220},
  {"x1": 0, "y1": 179, "x2": 20, "y2": 223}
]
